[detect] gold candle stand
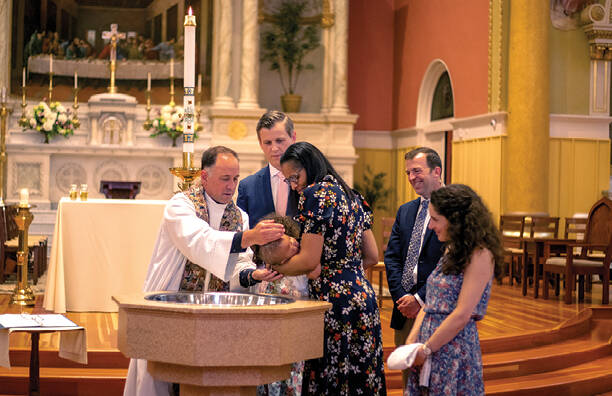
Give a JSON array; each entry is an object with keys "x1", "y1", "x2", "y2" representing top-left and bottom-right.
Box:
[
  {"x1": 48, "y1": 72, "x2": 54, "y2": 104},
  {"x1": 10, "y1": 204, "x2": 36, "y2": 306},
  {"x1": 72, "y1": 88, "x2": 80, "y2": 129},
  {"x1": 143, "y1": 90, "x2": 153, "y2": 130},
  {"x1": 169, "y1": 76, "x2": 175, "y2": 107},
  {"x1": 18, "y1": 86, "x2": 28, "y2": 128},
  {"x1": 170, "y1": 152, "x2": 201, "y2": 191}
]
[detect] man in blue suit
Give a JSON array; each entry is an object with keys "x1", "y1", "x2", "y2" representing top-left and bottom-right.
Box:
[
  {"x1": 384, "y1": 147, "x2": 444, "y2": 382},
  {"x1": 237, "y1": 111, "x2": 298, "y2": 228}
]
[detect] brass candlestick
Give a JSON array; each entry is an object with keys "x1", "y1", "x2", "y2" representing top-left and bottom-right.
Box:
[
  {"x1": 169, "y1": 76, "x2": 175, "y2": 107},
  {"x1": 72, "y1": 87, "x2": 80, "y2": 129},
  {"x1": 48, "y1": 72, "x2": 54, "y2": 104},
  {"x1": 170, "y1": 152, "x2": 201, "y2": 191},
  {"x1": 143, "y1": 90, "x2": 153, "y2": 130},
  {"x1": 18, "y1": 86, "x2": 28, "y2": 128},
  {"x1": 10, "y1": 204, "x2": 36, "y2": 306}
]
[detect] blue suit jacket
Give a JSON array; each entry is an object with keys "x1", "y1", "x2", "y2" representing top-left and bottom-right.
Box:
[
  {"x1": 236, "y1": 165, "x2": 298, "y2": 229},
  {"x1": 384, "y1": 197, "x2": 444, "y2": 330}
]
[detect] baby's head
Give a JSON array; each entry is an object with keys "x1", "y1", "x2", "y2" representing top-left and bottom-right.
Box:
[{"x1": 258, "y1": 215, "x2": 300, "y2": 266}]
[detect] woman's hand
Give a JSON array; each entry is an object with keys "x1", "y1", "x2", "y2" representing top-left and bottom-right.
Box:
[
  {"x1": 307, "y1": 264, "x2": 321, "y2": 279},
  {"x1": 411, "y1": 346, "x2": 427, "y2": 367}
]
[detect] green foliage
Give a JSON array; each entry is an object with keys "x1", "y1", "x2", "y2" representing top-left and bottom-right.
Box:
[
  {"x1": 354, "y1": 166, "x2": 392, "y2": 211},
  {"x1": 261, "y1": 0, "x2": 321, "y2": 95}
]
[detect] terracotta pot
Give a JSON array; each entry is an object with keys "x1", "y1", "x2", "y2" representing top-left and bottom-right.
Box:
[{"x1": 281, "y1": 94, "x2": 302, "y2": 113}]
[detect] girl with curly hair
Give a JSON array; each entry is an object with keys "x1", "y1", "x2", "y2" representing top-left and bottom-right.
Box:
[{"x1": 404, "y1": 184, "x2": 503, "y2": 395}]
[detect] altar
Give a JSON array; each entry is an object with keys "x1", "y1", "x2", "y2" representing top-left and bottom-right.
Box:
[{"x1": 43, "y1": 198, "x2": 167, "y2": 313}]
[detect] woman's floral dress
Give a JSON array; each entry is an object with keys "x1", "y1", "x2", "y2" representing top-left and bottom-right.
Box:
[
  {"x1": 298, "y1": 175, "x2": 386, "y2": 395},
  {"x1": 407, "y1": 258, "x2": 492, "y2": 395}
]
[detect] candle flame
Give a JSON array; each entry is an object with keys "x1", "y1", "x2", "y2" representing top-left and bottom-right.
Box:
[{"x1": 188, "y1": 6, "x2": 193, "y2": 16}]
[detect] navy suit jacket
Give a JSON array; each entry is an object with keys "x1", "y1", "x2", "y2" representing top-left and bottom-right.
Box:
[
  {"x1": 236, "y1": 165, "x2": 298, "y2": 229},
  {"x1": 384, "y1": 197, "x2": 444, "y2": 330}
]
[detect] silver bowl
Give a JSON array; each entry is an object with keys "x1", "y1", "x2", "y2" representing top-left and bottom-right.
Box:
[{"x1": 144, "y1": 291, "x2": 294, "y2": 306}]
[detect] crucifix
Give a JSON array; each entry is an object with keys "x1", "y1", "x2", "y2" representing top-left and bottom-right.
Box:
[{"x1": 101, "y1": 24, "x2": 126, "y2": 94}]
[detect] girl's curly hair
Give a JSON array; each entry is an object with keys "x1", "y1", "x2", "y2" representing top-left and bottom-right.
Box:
[{"x1": 430, "y1": 184, "x2": 504, "y2": 279}]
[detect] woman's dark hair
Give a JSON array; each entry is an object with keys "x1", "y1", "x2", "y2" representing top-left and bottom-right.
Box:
[
  {"x1": 280, "y1": 142, "x2": 354, "y2": 200},
  {"x1": 430, "y1": 184, "x2": 504, "y2": 279}
]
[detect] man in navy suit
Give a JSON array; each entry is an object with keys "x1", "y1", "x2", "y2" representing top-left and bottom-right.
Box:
[
  {"x1": 237, "y1": 111, "x2": 298, "y2": 228},
  {"x1": 384, "y1": 147, "x2": 444, "y2": 382}
]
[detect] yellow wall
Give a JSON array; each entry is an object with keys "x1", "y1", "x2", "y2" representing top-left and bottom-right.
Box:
[
  {"x1": 354, "y1": 148, "x2": 396, "y2": 256},
  {"x1": 548, "y1": 22, "x2": 590, "y2": 115},
  {"x1": 450, "y1": 136, "x2": 610, "y2": 228},
  {"x1": 452, "y1": 137, "x2": 504, "y2": 223},
  {"x1": 548, "y1": 138, "x2": 610, "y2": 220}
]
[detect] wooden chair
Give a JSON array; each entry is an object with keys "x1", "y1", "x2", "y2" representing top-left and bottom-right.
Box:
[
  {"x1": 543, "y1": 197, "x2": 612, "y2": 304},
  {"x1": 500, "y1": 215, "x2": 526, "y2": 285},
  {"x1": 0, "y1": 205, "x2": 48, "y2": 285},
  {"x1": 515, "y1": 216, "x2": 560, "y2": 295},
  {"x1": 368, "y1": 217, "x2": 395, "y2": 308},
  {"x1": 564, "y1": 217, "x2": 588, "y2": 240}
]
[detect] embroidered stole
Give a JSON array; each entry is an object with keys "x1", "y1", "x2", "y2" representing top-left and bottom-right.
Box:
[{"x1": 179, "y1": 183, "x2": 243, "y2": 292}]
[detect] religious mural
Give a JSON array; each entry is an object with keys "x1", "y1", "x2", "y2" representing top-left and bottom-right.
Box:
[{"x1": 11, "y1": 0, "x2": 212, "y2": 105}]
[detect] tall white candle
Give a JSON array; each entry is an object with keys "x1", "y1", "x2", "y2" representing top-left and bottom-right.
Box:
[
  {"x1": 197, "y1": 73, "x2": 202, "y2": 94},
  {"x1": 147, "y1": 72, "x2": 151, "y2": 91},
  {"x1": 183, "y1": 7, "x2": 196, "y2": 154},
  {"x1": 49, "y1": 54, "x2": 53, "y2": 73},
  {"x1": 22, "y1": 67, "x2": 26, "y2": 88},
  {"x1": 1, "y1": 87, "x2": 5, "y2": 103},
  {"x1": 19, "y1": 188, "x2": 29, "y2": 206},
  {"x1": 74, "y1": 71, "x2": 78, "y2": 89},
  {"x1": 170, "y1": 57, "x2": 174, "y2": 78}
]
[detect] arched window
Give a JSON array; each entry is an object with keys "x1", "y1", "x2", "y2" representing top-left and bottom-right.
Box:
[{"x1": 430, "y1": 71, "x2": 454, "y2": 121}]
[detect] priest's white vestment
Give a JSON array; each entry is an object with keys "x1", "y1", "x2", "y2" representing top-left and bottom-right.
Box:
[{"x1": 123, "y1": 191, "x2": 255, "y2": 396}]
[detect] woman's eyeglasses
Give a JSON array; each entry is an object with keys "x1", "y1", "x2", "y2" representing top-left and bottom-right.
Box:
[{"x1": 284, "y1": 172, "x2": 301, "y2": 185}]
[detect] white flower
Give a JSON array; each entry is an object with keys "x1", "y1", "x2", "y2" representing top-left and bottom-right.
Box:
[
  {"x1": 171, "y1": 113, "x2": 181, "y2": 123},
  {"x1": 58, "y1": 113, "x2": 68, "y2": 123},
  {"x1": 57, "y1": 104, "x2": 66, "y2": 113},
  {"x1": 29, "y1": 118, "x2": 36, "y2": 128},
  {"x1": 43, "y1": 120, "x2": 54, "y2": 131},
  {"x1": 162, "y1": 105, "x2": 173, "y2": 114},
  {"x1": 153, "y1": 119, "x2": 159, "y2": 128}
]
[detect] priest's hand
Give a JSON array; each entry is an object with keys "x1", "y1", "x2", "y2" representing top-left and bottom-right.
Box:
[
  {"x1": 252, "y1": 268, "x2": 284, "y2": 282},
  {"x1": 242, "y1": 220, "x2": 285, "y2": 248}
]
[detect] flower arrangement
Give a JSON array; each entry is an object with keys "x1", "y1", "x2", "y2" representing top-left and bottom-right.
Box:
[
  {"x1": 20, "y1": 101, "x2": 78, "y2": 143},
  {"x1": 148, "y1": 104, "x2": 200, "y2": 147}
]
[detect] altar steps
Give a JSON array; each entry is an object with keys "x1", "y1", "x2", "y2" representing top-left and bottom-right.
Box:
[
  {"x1": 0, "y1": 348, "x2": 128, "y2": 395},
  {"x1": 384, "y1": 307, "x2": 612, "y2": 395}
]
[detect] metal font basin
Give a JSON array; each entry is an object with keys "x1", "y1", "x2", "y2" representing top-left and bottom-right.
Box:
[{"x1": 144, "y1": 292, "x2": 294, "y2": 306}]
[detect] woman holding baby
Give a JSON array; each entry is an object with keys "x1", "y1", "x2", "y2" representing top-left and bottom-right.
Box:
[{"x1": 272, "y1": 142, "x2": 386, "y2": 395}]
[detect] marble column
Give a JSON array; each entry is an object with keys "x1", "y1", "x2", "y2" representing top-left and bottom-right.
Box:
[
  {"x1": 0, "y1": 0, "x2": 11, "y2": 93},
  {"x1": 237, "y1": 0, "x2": 260, "y2": 109},
  {"x1": 212, "y1": 0, "x2": 235, "y2": 108},
  {"x1": 320, "y1": 14, "x2": 334, "y2": 113},
  {"x1": 504, "y1": 1, "x2": 549, "y2": 213},
  {"x1": 329, "y1": 0, "x2": 349, "y2": 115}
]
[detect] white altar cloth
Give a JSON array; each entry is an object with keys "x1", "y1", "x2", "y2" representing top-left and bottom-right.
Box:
[
  {"x1": 28, "y1": 55, "x2": 183, "y2": 79},
  {"x1": 43, "y1": 198, "x2": 167, "y2": 313}
]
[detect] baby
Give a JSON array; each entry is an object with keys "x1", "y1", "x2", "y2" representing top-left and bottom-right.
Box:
[{"x1": 256, "y1": 215, "x2": 312, "y2": 297}]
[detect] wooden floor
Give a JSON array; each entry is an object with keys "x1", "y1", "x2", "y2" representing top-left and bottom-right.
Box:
[
  {"x1": 0, "y1": 276, "x2": 610, "y2": 395},
  {"x1": 1, "y1": 279, "x2": 598, "y2": 352}
]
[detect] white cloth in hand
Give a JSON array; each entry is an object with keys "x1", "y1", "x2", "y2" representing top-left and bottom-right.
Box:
[{"x1": 387, "y1": 343, "x2": 432, "y2": 387}]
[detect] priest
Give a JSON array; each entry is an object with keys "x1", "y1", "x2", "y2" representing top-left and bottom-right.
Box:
[{"x1": 124, "y1": 145, "x2": 285, "y2": 396}]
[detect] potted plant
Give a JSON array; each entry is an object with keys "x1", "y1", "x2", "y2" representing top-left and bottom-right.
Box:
[
  {"x1": 354, "y1": 165, "x2": 392, "y2": 211},
  {"x1": 261, "y1": 0, "x2": 320, "y2": 112}
]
